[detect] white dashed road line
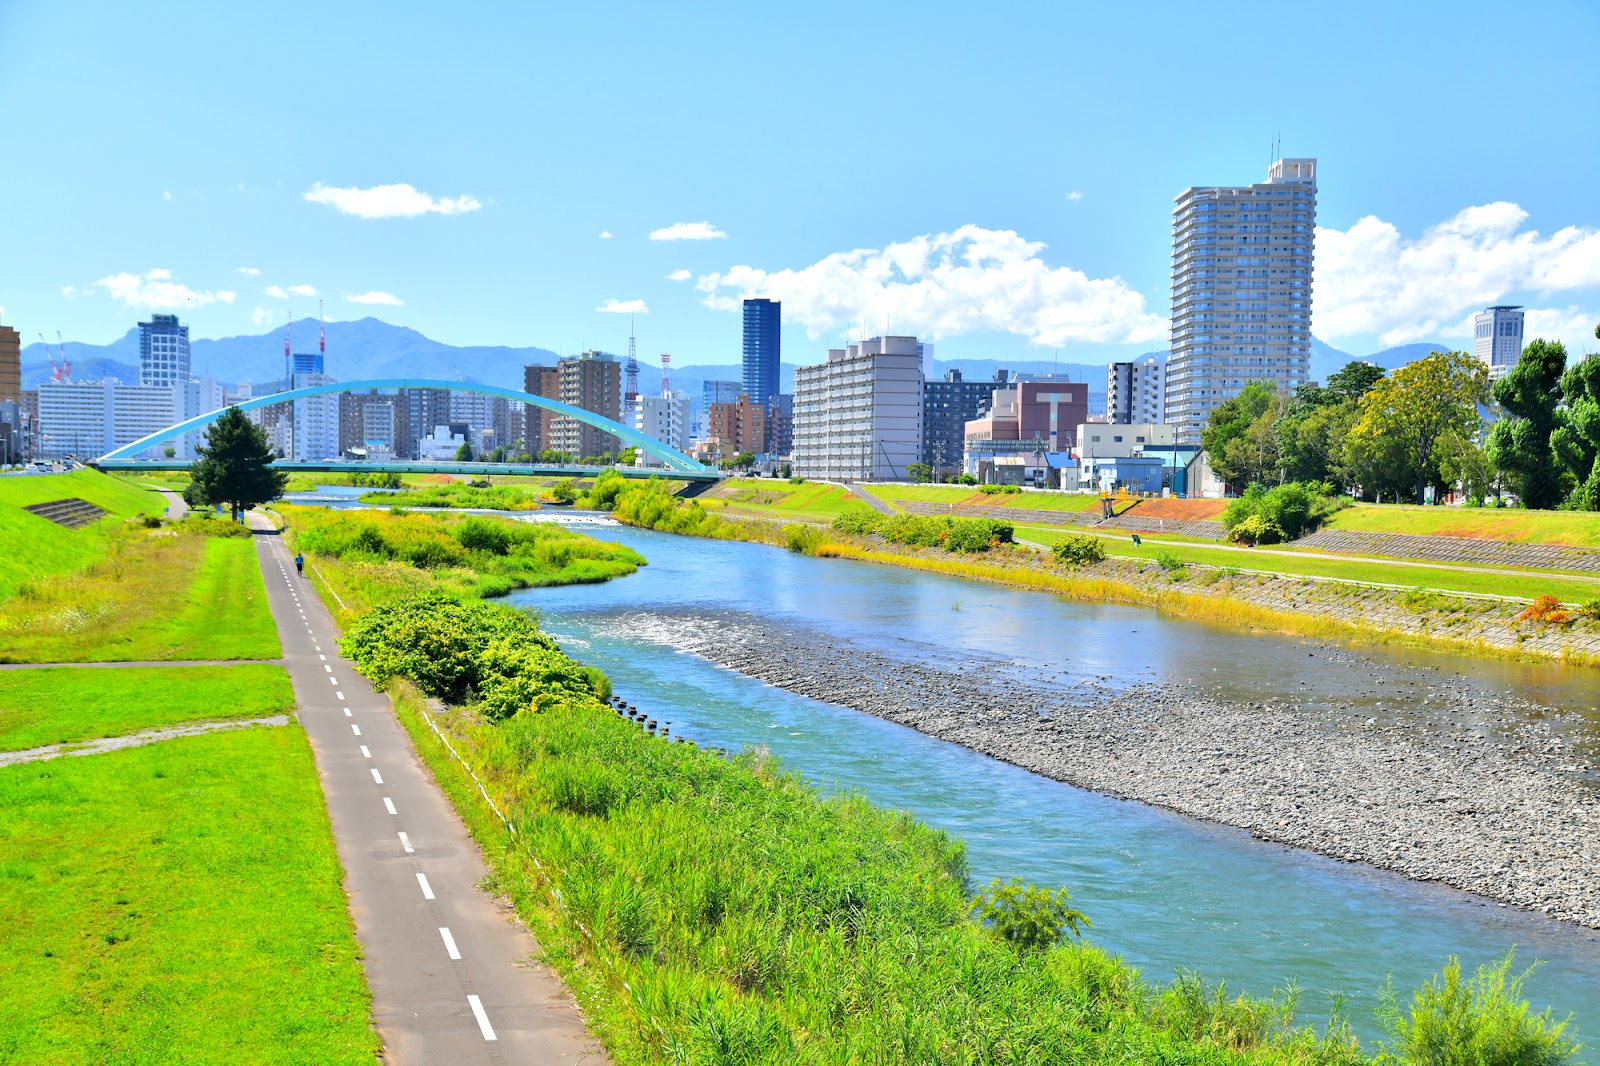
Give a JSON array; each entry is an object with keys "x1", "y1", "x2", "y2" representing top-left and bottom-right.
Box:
[
  {"x1": 384, "y1": 797, "x2": 397, "y2": 815},
  {"x1": 371, "y1": 768, "x2": 384, "y2": 784},
  {"x1": 360, "y1": 745, "x2": 371, "y2": 758},
  {"x1": 399, "y1": 831, "x2": 414, "y2": 854},
  {"x1": 351, "y1": 724, "x2": 361, "y2": 736},
  {"x1": 417, "y1": 872, "x2": 435, "y2": 899},
  {"x1": 439, "y1": 927, "x2": 461, "y2": 960},
  {"x1": 467, "y1": 995, "x2": 497, "y2": 1041}
]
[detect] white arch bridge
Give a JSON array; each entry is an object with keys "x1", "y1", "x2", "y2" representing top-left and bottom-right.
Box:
[{"x1": 89, "y1": 378, "x2": 721, "y2": 483}]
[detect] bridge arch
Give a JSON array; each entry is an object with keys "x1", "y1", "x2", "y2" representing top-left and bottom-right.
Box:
[{"x1": 96, "y1": 377, "x2": 708, "y2": 473}]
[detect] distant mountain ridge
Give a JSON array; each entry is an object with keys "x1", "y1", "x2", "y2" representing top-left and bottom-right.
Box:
[{"x1": 21, "y1": 319, "x2": 1460, "y2": 400}]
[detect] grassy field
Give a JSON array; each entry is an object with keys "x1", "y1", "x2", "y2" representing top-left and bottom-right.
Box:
[
  {"x1": 1325, "y1": 502, "x2": 1600, "y2": 548},
  {"x1": 0, "y1": 725, "x2": 377, "y2": 1064},
  {"x1": 0, "y1": 534, "x2": 281, "y2": 664},
  {"x1": 0, "y1": 665, "x2": 293, "y2": 752},
  {"x1": 0, "y1": 470, "x2": 165, "y2": 598},
  {"x1": 1013, "y1": 524, "x2": 1600, "y2": 604},
  {"x1": 703, "y1": 479, "x2": 861, "y2": 523}
]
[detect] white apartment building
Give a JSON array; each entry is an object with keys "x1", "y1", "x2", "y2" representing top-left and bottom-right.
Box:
[
  {"x1": 449, "y1": 392, "x2": 511, "y2": 452},
  {"x1": 1474, "y1": 305, "x2": 1524, "y2": 381},
  {"x1": 1166, "y1": 157, "x2": 1317, "y2": 444},
  {"x1": 291, "y1": 371, "x2": 339, "y2": 460},
  {"x1": 1107, "y1": 356, "x2": 1164, "y2": 424},
  {"x1": 634, "y1": 391, "x2": 690, "y2": 462},
  {"x1": 178, "y1": 375, "x2": 225, "y2": 459},
  {"x1": 138, "y1": 314, "x2": 191, "y2": 388},
  {"x1": 1074, "y1": 422, "x2": 1177, "y2": 460},
  {"x1": 418, "y1": 425, "x2": 466, "y2": 461},
  {"x1": 37, "y1": 380, "x2": 180, "y2": 458},
  {"x1": 792, "y1": 336, "x2": 923, "y2": 481}
]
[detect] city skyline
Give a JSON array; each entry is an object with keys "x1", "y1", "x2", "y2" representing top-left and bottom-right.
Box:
[{"x1": 1, "y1": 1, "x2": 1598, "y2": 368}]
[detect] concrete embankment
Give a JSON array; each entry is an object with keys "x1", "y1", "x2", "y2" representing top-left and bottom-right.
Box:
[{"x1": 608, "y1": 607, "x2": 1600, "y2": 929}]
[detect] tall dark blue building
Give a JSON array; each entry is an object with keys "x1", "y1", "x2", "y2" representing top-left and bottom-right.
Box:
[{"x1": 741, "y1": 298, "x2": 781, "y2": 406}]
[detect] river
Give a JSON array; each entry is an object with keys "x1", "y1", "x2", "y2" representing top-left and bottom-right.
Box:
[{"x1": 290, "y1": 489, "x2": 1600, "y2": 1043}]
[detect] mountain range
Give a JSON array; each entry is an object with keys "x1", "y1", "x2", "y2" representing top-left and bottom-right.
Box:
[{"x1": 21, "y1": 318, "x2": 1459, "y2": 405}]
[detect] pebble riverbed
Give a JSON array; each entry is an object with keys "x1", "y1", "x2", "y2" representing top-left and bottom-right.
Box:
[{"x1": 604, "y1": 607, "x2": 1600, "y2": 929}]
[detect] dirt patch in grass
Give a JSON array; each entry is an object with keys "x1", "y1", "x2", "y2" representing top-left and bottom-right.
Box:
[{"x1": 1127, "y1": 498, "x2": 1229, "y2": 520}]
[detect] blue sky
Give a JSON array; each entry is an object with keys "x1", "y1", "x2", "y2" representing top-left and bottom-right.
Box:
[{"x1": 2, "y1": 0, "x2": 1598, "y2": 371}]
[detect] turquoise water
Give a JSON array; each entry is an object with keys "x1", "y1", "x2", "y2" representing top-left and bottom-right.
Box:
[{"x1": 510, "y1": 522, "x2": 1600, "y2": 1046}]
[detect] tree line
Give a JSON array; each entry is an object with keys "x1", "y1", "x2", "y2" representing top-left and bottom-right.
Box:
[{"x1": 1202, "y1": 323, "x2": 1600, "y2": 509}]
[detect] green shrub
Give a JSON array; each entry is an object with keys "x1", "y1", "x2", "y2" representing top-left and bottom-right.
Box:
[
  {"x1": 1377, "y1": 953, "x2": 1577, "y2": 1066},
  {"x1": 1222, "y1": 481, "x2": 1345, "y2": 544},
  {"x1": 831, "y1": 509, "x2": 1011, "y2": 552},
  {"x1": 972, "y1": 878, "x2": 1088, "y2": 951},
  {"x1": 978, "y1": 483, "x2": 1021, "y2": 495},
  {"x1": 1052, "y1": 534, "x2": 1106, "y2": 566},
  {"x1": 782, "y1": 524, "x2": 825, "y2": 555},
  {"x1": 1231, "y1": 513, "x2": 1278, "y2": 546},
  {"x1": 831, "y1": 508, "x2": 883, "y2": 536},
  {"x1": 1576, "y1": 598, "x2": 1600, "y2": 621},
  {"x1": 579, "y1": 470, "x2": 630, "y2": 510},
  {"x1": 548, "y1": 479, "x2": 579, "y2": 502},
  {"x1": 1154, "y1": 549, "x2": 1188, "y2": 577}
]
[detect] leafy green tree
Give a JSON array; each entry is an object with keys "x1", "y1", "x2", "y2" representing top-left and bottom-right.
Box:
[
  {"x1": 1347, "y1": 351, "x2": 1488, "y2": 504},
  {"x1": 907, "y1": 462, "x2": 933, "y2": 483},
  {"x1": 618, "y1": 445, "x2": 639, "y2": 466},
  {"x1": 455, "y1": 440, "x2": 475, "y2": 462},
  {"x1": 1323, "y1": 360, "x2": 1386, "y2": 403},
  {"x1": 1201, "y1": 381, "x2": 1281, "y2": 488},
  {"x1": 1486, "y1": 339, "x2": 1567, "y2": 509},
  {"x1": 1438, "y1": 430, "x2": 1498, "y2": 506},
  {"x1": 730, "y1": 451, "x2": 756, "y2": 470},
  {"x1": 973, "y1": 878, "x2": 1088, "y2": 952},
  {"x1": 1553, "y1": 335, "x2": 1600, "y2": 510},
  {"x1": 183, "y1": 406, "x2": 288, "y2": 521}
]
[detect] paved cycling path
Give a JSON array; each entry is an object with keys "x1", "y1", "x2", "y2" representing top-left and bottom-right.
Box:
[{"x1": 248, "y1": 517, "x2": 604, "y2": 1065}]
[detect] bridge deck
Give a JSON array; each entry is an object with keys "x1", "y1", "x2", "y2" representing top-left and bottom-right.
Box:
[{"x1": 93, "y1": 459, "x2": 724, "y2": 482}]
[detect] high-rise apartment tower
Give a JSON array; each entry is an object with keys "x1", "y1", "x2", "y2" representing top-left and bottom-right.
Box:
[
  {"x1": 1474, "y1": 306, "x2": 1525, "y2": 381},
  {"x1": 1165, "y1": 158, "x2": 1317, "y2": 444},
  {"x1": 742, "y1": 298, "x2": 782, "y2": 407},
  {"x1": 1107, "y1": 356, "x2": 1165, "y2": 425},
  {"x1": 139, "y1": 314, "x2": 191, "y2": 388}
]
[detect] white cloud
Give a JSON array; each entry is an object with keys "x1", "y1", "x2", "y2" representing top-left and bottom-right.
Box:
[
  {"x1": 694, "y1": 224, "x2": 1166, "y2": 347},
  {"x1": 345, "y1": 291, "x2": 404, "y2": 306},
  {"x1": 598, "y1": 230, "x2": 613, "y2": 239},
  {"x1": 60, "y1": 285, "x2": 78, "y2": 298},
  {"x1": 92, "y1": 269, "x2": 234, "y2": 311},
  {"x1": 302, "y1": 181, "x2": 482, "y2": 219},
  {"x1": 263, "y1": 283, "x2": 316, "y2": 300},
  {"x1": 597, "y1": 299, "x2": 649, "y2": 314},
  {"x1": 649, "y1": 221, "x2": 727, "y2": 241},
  {"x1": 1522, "y1": 307, "x2": 1600, "y2": 354},
  {"x1": 236, "y1": 266, "x2": 262, "y2": 276},
  {"x1": 162, "y1": 191, "x2": 172, "y2": 201},
  {"x1": 1315, "y1": 202, "x2": 1600, "y2": 345},
  {"x1": 251, "y1": 307, "x2": 274, "y2": 326},
  {"x1": 1065, "y1": 191, "x2": 1084, "y2": 202},
  {"x1": 666, "y1": 269, "x2": 692, "y2": 282}
]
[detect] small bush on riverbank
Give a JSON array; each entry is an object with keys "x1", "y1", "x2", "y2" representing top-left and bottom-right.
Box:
[
  {"x1": 1052, "y1": 533, "x2": 1107, "y2": 566},
  {"x1": 1224, "y1": 482, "x2": 1347, "y2": 544},
  {"x1": 1375, "y1": 953, "x2": 1577, "y2": 1066},
  {"x1": 979, "y1": 483, "x2": 1021, "y2": 494}
]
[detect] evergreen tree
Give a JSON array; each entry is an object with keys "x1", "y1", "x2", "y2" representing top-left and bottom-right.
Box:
[
  {"x1": 184, "y1": 407, "x2": 288, "y2": 521},
  {"x1": 1486, "y1": 339, "x2": 1567, "y2": 509},
  {"x1": 455, "y1": 440, "x2": 475, "y2": 462}
]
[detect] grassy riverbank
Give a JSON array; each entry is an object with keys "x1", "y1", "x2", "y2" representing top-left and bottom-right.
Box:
[
  {"x1": 279, "y1": 503, "x2": 644, "y2": 620},
  {"x1": 0, "y1": 469, "x2": 165, "y2": 597},
  {"x1": 0, "y1": 724, "x2": 377, "y2": 1064},
  {"x1": 353, "y1": 592, "x2": 1575, "y2": 1065},
  {"x1": 357, "y1": 481, "x2": 544, "y2": 510},
  {"x1": 0, "y1": 533, "x2": 281, "y2": 663},
  {"x1": 0, "y1": 664, "x2": 293, "y2": 752}
]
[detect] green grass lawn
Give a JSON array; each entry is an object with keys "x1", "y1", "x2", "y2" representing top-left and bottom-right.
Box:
[
  {"x1": 0, "y1": 534, "x2": 281, "y2": 664},
  {"x1": 707, "y1": 479, "x2": 860, "y2": 523},
  {"x1": 0, "y1": 470, "x2": 165, "y2": 598},
  {"x1": 0, "y1": 665, "x2": 293, "y2": 752},
  {"x1": 1014, "y1": 524, "x2": 1600, "y2": 603},
  {"x1": 0, "y1": 725, "x2": 377, "y2": 1064},
  {"x1": 1324, "y1": 502, "x2": 1600, "y2": 548}
]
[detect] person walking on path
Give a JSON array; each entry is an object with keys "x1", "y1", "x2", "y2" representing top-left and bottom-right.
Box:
[{"x1": 295, "y1": 552, "x2": 305, "y2": 576}]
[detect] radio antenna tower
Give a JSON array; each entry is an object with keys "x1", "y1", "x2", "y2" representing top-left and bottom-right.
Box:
[
  {"x1": 284, "y1": 312, "x2": 292, "y2": 388},
  {"x1": 624, "y1": 317, "x2": 640, "y2": 422},
  {"x1": 660, "y1": 352, "x2": 671, "y2": 394},
  {"x1": 319, "y1": 298, "x2": 326, "y2": 359}
]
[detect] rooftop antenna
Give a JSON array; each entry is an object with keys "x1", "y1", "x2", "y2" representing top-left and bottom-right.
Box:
[
  {"x1": 319, "y1": 298, "x2": 326, "y2": 359},
  {"x1": 660, "y1": 352, "x2": 671, "y2": 395},
  {"x1": 284, "y1": 310, "x2": 291, "y2": 388}
]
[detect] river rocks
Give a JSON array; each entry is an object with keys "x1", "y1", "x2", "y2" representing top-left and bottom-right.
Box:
[{"x1": 609, "y1": 607, "x2": 1600, "y2": 930}]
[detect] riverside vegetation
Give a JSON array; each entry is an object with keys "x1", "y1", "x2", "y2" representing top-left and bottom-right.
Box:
[{"x1": 331, "y1": 583, "x2": 1577, "y2": 1064}]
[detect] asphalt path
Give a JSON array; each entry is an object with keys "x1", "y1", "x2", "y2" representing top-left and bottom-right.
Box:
[{"x1": 248, "y1": 518, "x2": 604, "y2": 1064}]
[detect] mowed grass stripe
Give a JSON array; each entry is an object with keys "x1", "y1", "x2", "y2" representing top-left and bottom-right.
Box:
[
  {"x1": 0, "y1": 725, "x2": 376, "y2": 1064},
  {"x1": 0, "y1": 470, "x2": 165, "y2": 598},
  {"x1": 0, "y1": 535, "x2": 281, "y2": 664},
  {"x1": 0, "y1": 665, "x2": 294, "y2": 752}
]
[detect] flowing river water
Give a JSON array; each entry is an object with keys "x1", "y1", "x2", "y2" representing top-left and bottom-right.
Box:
[{"x1": 293, "y1": 490, "x2": 1600, "y2": 1043}]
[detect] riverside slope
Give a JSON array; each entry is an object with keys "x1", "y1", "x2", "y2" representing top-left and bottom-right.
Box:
[{"x1": 612, "y1": 608, "x2": 1600, "y2": 929}]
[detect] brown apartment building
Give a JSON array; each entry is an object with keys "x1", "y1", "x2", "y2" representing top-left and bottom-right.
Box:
[
  {"x1": 522, "y1": 364, "x2": 560, "y2": 454},
  {"x1": 0, "y1": 323, "x2": 20, "y2": 403},
  {"x1": 705, "y1": 394, "x2": 767, "y2": 458}
]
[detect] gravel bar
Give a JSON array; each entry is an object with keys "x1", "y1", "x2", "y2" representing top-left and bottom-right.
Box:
[{"x1": 606, "y1": 607, "x2": 1600, "y2": 929}]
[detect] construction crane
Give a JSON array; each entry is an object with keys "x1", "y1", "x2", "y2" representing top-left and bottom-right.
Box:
[
  {"x1": 56, "y1": 332, "x2": 71, "y2": 381},
  {"x1": 39, "y1": 333, "x2": 68, "y2": 382}
]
